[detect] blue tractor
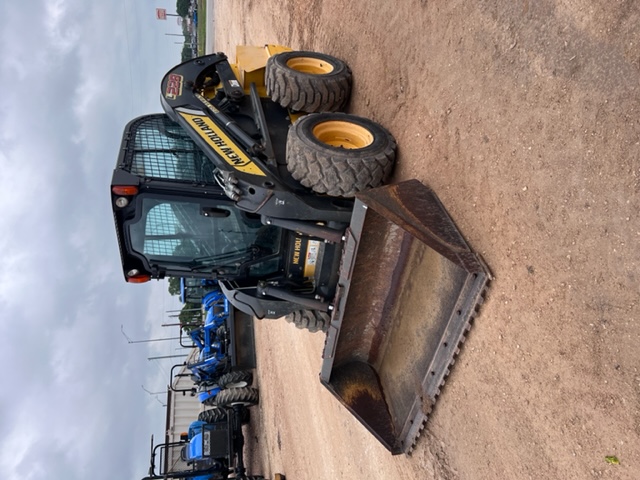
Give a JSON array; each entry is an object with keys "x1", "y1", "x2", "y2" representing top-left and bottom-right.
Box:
[
  {"x1": 172, "y1": 279, "x2": 257, "y2": 407},
  {"x1": 143, "y1": 404, "x2": 264, "y2": 480}
]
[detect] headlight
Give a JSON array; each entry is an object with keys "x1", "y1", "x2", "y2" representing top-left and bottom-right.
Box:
[{"x1": 115, "y1": 197, "x2": 129, "y2": 208}]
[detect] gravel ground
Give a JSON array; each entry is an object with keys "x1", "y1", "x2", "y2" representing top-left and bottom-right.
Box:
[{"x1": 208, "y1": 1, "x2": 640, "y2": 478}]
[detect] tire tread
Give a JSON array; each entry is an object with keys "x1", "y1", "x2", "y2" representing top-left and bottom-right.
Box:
[
  {"x1": 266, "y1": 52, "x2": 352, "y2": 112},
  {"x1": 286, "y1": 113, "x2": 396, "y2": 197}
]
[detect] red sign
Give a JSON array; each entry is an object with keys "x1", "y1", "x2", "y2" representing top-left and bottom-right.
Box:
[
  {"x1": 165, "y1": 74, "x2": 184, "y2": 100},
  {"x1": 156, "y1": 8, "x2": 167, "y2": 20}
]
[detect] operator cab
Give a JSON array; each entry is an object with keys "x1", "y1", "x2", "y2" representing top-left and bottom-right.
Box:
[
  {"x1": 111, "y1": 114, "x2": 343, "y2": 319},
  {"x1": 126, "y1": 193, "x2": 282, "y2": 279},
  {"x1": 112, "y1": 115, "x2": 283, "y2": 283}
]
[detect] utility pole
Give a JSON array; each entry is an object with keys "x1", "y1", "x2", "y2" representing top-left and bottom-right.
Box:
[
  {"x1": 148, "y1": 353, "x2": 189, "y2": 361},
  {"x1": 121, "y1": 325, "x2": 181, "y2": 344}
]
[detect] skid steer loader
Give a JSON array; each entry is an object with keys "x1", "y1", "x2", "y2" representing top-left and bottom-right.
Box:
[{"x1": 111, "y1": 45, "x2": 490, "y2": 453}]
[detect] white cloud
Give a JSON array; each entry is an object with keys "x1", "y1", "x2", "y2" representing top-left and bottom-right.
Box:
[
  {"x1": 45, "y1": 0, "x2": 81, "y2": 55},
  {"x1": 0, "y1": 144, "x2": 54, "y2": 218},
  {"x1": 1, "y1": 428, "x2": 48, "y2": 480},
  {"x1": 0, "y1": 250, "x2": 30, "y2": 305},
  {"x1": 0, "y1": 55, "x2": 31, "y2": 82},
  {"x1": 0, "y1": 2, "x2": 192, "y2": 479},
  {"x1": 72, "y1": 74, "x2": 109, "y2": 122}
]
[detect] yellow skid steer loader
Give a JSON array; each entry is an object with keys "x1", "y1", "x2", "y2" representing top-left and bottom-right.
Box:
[{"x1": 110, "y1": 45, "x2": 491, "y2": 453}]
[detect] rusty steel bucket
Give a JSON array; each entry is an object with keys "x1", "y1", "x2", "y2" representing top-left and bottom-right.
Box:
[{"x1": 320, "y1": 180, "x2": 491, "y2": 454}]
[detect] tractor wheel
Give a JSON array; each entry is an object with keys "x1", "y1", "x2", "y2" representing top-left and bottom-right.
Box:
[
  {"x1": 217, "y1": 370, "x2": 253, "y2": 389},
  {"x1": 215, "y1": 387, "x2": 259, "y2": 408},
  {"x1": 198, "y1": 407, "x2": 227, "y2": 424},
  {"x1": 216, "y1": 325, "x2": 227, "y2": 338},
  {"x1": 202, "y1": 395, "x2": 217, "y2": 407},
  {"x1": 286, "y1": 113, "x2": 396, "y2": 197},
  {"x1": 266, "y1": 51, "x2": 352, "y2": 112},
  {"x1": 285, "y1": 310, "x2": 330, "y2": 333}
]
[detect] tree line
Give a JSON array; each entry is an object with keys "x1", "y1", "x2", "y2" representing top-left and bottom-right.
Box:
[
  {"x1": 168, "y1": 277, "x2": 202, "y2": 332},
  {"x1": 176, "y1": 0, "x2": 191, "y2": 18}
]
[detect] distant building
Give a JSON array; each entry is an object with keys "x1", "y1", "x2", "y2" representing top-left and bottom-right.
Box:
[{"x1": 163, "y1": 348, "x2": 202, "y2": 473}]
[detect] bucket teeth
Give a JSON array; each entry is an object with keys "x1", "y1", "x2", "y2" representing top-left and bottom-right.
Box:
[
  {"x1": 403, "y1": 280, "x2": 491, "y2": 453},
  {"x1": 407, "y1": 417, "x2": 427, "y2": 455}
]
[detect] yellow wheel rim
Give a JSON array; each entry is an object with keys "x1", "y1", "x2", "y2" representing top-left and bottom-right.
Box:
[
  {"x1": 286, "y1": 57, "x2": 334, "y2": 75},
  {"x1": 312, "y1": 120, "x2": 374, "y2": 149}
]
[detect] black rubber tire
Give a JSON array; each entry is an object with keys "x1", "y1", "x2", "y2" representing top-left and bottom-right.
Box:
[
  {"x1": 285, "y1": 310, "x2": 330, "y2": 333},
  {"x1": 217, "y1": 370, "x2": 253, "y2": 389},
  {"x1": 286, "y1": 113, "x2": 396, "y2": 197},
  {"x1": 200, "y1": 404, "x2": 250, "y2": 425},
  {"x1": 266, "y1": 51, "x2": 352, "y2": 112},
  {"x1": 215, "y1": 387, "x2": 259, "y2": 408},
  {"x1": 216, "y1": 325, "x2": 227, "y2": 338},
  {"x1": 198, "y1": 408, "x2": 227, "y2": 424},
  {"x1": 202, "y1": 394, "x2": 218, "y2": 407}
]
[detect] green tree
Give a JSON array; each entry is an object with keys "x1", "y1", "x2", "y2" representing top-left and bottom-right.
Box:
[
  {"x1": 176, "y1": 0, "x2": 190, "y2": 17},
  {"x1": 181, "y1": 44, "x2": 193, "y2": 62},
  {"x1": 168, "y1": 277, "x2": 181, "y2": 296},
  {"x1": 180, "y1": 302, "x2": 202, "y2": 332}
]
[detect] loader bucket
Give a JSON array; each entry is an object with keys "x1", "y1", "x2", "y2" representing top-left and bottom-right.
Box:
[{"x1": 320, "y1": 180, "x2": 491, "y2": 454}]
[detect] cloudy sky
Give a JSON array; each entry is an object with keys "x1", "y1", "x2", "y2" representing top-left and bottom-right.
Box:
[{"x1": 0, "y1": 1, "x2": 194, "y2": 479}]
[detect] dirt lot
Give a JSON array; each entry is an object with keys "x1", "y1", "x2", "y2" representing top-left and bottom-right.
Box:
[{"x1": 207, "y1": 1, "x2": 639, "y2": 478}]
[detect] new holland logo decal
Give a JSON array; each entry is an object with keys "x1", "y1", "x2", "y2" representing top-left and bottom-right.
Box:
[{"x1": 179, "y1": 112, "x2": 266, "y2": 176}]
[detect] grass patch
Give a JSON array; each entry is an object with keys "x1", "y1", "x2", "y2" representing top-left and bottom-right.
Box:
[{"x1": 197, "y1": 0, "x2": 207, "y2": 55}]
